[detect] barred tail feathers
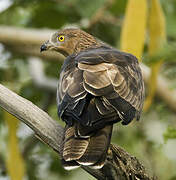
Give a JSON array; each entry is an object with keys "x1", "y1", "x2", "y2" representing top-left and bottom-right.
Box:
[{"x1": 61, "y1": 124, "x2": 112, "y2": 170}]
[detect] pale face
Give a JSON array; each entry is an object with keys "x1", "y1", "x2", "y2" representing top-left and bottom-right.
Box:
[{"x1": 40, "y1": 29, "x2": 80, "y2": 56}]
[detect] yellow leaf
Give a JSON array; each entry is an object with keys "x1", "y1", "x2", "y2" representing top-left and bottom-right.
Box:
[
  {"x1": 4, "y1": 111, "x2": 25, "y2": 180},
  {"x1": 144, "y1": 0, "x2": 166, "y2": 111},
  {"x1": 120, "y1": 0, "x2": 147, "y2": 60},
  {"x1": 148, "y1": 0, "x2": 166, "y2": 54}
]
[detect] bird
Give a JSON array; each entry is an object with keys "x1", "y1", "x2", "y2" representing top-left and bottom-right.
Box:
[{"x1": 40, "y1": 28, "x2": 145, "y2": 170}]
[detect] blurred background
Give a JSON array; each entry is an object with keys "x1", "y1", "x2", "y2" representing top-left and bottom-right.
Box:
[{"x1": 0, "y1": 0, "x2": 176, "y2": 179}]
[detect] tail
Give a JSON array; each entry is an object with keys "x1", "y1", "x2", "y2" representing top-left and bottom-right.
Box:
[{"x1": 61, "y1": 123, "x2": 113, "y2": 170}]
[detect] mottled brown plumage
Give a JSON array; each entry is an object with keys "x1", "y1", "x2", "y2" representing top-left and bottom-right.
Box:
[{"x1": 41, "y1": 28, "x2": 145, "y2": 170}]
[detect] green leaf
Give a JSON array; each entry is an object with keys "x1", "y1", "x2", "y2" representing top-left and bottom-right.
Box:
[{"x1": 163, "y1": 126, "x2": 176, "y2": 142}]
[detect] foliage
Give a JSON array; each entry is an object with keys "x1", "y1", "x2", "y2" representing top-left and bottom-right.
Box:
[
  {"x1": 0, "y1": 0, "x2": 176, "y2": 180},
  {"x1": 164, "y1": 127, "x2": 176, "y2": 142}
]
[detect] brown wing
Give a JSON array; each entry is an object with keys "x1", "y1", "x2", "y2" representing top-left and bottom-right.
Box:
[
  {"x1": 57, "y1": 46, "x2": 144, "y2": 128},
  {"x1": 57, "y1": 46, "x2": 145, "y2": 169}
]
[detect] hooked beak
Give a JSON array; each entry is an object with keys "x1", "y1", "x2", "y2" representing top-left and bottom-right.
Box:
[{"x1": 40, "y1": 40, "x2": 52, "y2": 52}]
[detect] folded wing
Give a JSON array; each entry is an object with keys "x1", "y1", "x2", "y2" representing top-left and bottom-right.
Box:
[
  {"x1": 57, "y1": 46, "x2": 145, "y2": 169},
  {"x1": 57, "y1": 46, "x2": 144, "y2": 128}
]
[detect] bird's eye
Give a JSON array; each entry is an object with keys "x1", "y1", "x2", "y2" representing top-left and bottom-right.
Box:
[{"x1": 58, "y1": 35, "x2": 65, "y2": 42}]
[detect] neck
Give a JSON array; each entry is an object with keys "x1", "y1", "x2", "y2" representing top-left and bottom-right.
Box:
[{"x1": 74, "y1": 31, "x2": 100, "y2": 54}]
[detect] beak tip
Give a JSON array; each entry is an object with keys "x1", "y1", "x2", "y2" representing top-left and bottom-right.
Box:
[{"x1": 40, "y1": 44, "x2": 47, "y2": 52}]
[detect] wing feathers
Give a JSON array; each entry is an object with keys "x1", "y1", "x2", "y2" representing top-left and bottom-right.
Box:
[
  {"x1": 58, "y1": 45, "x2": 144, "y2": 136},
  {"x1": 78, "y1": 62, "x2": 109, "y2": 72},
  {"x1": 83, "y1": 71, "x2": 111, "y2": 89}
]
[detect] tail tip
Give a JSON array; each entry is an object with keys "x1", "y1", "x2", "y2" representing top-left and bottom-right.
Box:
[{"x1": 62, "y1": 159, "x2": 80, "y2": 170}]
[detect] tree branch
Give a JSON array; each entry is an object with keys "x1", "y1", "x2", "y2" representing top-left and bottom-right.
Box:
[
  {"x1": 0, "y1": 84, "x2": 63, "y2": 154},
  {"x1": 0, "y1": 25, "x2": 64, "y2": 62},
  {"x1": 0, "y1": 84, "x2": 153, "y2": 179}
]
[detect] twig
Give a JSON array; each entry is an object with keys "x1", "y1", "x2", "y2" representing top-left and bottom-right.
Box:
[{"x1": 0, "y1": 84, "x2": 153, "y2": 179}]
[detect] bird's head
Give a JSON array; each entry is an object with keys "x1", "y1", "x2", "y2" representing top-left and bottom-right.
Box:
[{"x1": 40, "y1": 28, "x2": 99, "y2": 57}]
